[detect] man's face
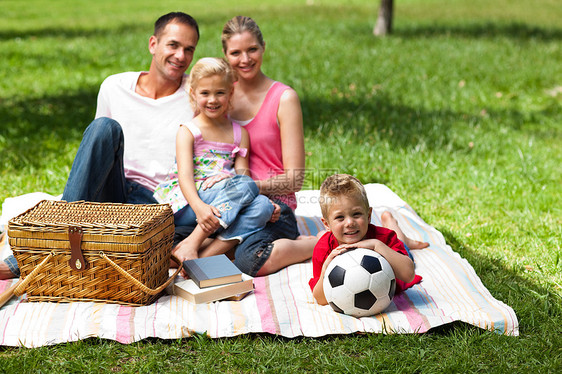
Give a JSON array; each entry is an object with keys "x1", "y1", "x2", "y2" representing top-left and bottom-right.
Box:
[{"x1": 149, "y1": 22, "x2": 198, "y2": 83}]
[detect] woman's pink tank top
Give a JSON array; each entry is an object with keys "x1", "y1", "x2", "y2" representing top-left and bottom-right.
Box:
[{"x1": 242, "y1": 82, "x2": 297, "y2": 210}]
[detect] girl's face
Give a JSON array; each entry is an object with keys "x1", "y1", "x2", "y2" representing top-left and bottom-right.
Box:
[
  {"x1": 224, "y1": 31, "x2": 264, "y2": 81},
  {"x1": 192, "y1": 74, "x2": 232, "y2": 119}
]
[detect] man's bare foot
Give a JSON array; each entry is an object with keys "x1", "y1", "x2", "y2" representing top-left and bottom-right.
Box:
[
  {"x1": 0, "y1": 233, "x2": 17, "y2": 280},
  {"x1": 380, "y1": 211, "x2": 429, "y2": 249},
  {"x1": 0, "y1": 262, "x2": 16, "y2": 280}
]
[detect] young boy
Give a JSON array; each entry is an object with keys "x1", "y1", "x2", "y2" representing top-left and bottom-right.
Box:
[{"x1": 309, "y1": 174, "x2": 428, "y2": 305}]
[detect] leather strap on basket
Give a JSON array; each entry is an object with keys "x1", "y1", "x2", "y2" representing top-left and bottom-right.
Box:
[
  {"x1": 69, "y1": 226, "x2": 87, "y2": 271},
  {"x1": 99, "y1": 253, "x2": 182, "y2": 295}
]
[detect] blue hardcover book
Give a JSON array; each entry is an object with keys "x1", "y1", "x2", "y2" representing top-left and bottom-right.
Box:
[{"x1": 182, "y1": 254, "x2": 243, "y2": 288}]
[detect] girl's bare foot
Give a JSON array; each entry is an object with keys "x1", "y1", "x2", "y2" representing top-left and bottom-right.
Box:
[
  {"x1": 380, "y1": 211, "x2": 429, "y2": 249},
  {"x1": 172, "y1": 239, "x2": 199, "y2": 265}
]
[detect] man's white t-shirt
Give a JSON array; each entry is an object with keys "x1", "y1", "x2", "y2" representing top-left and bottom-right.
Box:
[{"x1": 95, "y1": 72, "x2": 193, "y2": 192}]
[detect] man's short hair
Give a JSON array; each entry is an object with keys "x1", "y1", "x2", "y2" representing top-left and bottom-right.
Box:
[
  {"x1": 319, "y1": 174, "x2": 370, "y2": 219},
  {"x1": 154, "y1": 12, "x2": 199, "y2": 40}
]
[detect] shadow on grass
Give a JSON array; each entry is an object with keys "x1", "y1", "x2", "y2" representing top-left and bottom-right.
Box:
[
  {"x1": 0, "y1": 13, "x2": 235, "y2": 42},
  {"x1": 0, "y1": 89, "x2": 97, "y2": 170},
  {"x1": 2, "y1": 12, "x2": 560, "y2": 44},
  {"x1": 394, "y1": 22, "x2": 562, "y2": 41},
  {"x1": 3, "y1": 85, "x2": 558, "y2": 173},
  {"x1": 300, "y1": 93, "x2": 557, "y2": 151},
  {"x1": 0, "y1": 23, "x2": 147, "y2": 41},
  {"x1": 438, "y1": 227, "x2": 562, "y2": 335}
]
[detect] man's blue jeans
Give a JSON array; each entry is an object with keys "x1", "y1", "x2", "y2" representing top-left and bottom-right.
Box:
[
  {"x1": 3, "y1": 117, "x2": 156, "y2": 278},
  {"x1": 62, "y1": 117, "x2": 157, "y2": 204}
]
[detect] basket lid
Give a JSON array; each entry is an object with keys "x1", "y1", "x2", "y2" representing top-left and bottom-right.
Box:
[{"x1": 8, "y1": 200, "x2": 172, "y2": 236}]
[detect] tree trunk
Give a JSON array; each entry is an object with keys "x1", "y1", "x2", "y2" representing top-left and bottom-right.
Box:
[{"x1": 373, "y1": 0, "x2": 393, "y2": 36}]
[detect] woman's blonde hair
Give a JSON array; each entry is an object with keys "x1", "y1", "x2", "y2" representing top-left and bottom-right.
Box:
[
  {"x1": 221, "y1": 16, "x2": 265, "y2": 53},
  {"x1": 188, "y1": 57, "x2": 235, "y2": 110}
]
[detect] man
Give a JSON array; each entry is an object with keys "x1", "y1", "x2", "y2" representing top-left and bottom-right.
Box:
[{"x1": 0, "y1": 12, "x2": 199, "y2": 279}]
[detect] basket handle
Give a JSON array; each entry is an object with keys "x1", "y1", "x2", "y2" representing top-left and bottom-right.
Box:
[
  {"x1": 100, "y1": 253, "x2": 182, "y2": 296},
  {"x1": 13, "y1": 251, "x2": 54, "y2": 296},
  {"x1": 12, "y1": 252, "x2": 183, "y2": 299},
  {"x1": 0, "y1": 279, "x2": 22, "y2": 308}
]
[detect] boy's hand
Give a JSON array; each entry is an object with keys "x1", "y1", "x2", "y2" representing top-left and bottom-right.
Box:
[
  {"x1": 313, "y1": 246, "x2": 353, "y2": 305},
  {"x1": 324, "y1": 240, "x2": 380, "y2": 276},
  {"x1": 321, "y1": 246, "x2": 351, "y2": 274},
  {"x1": 340, "y1": 239, "x2": 416, "y2": 283},
  {"x1": 335, "y1": 239, "x2": 379, "y2": 252},
  {"x1": 334, "y1": 243, "x2": 360, "y2": 252}
]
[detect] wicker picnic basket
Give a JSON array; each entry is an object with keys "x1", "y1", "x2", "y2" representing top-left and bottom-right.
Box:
[{"x1": 7, "y1": 200, "x2": 181, "y2": 306}]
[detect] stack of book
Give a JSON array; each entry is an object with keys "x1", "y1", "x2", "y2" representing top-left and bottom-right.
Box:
[{"x1": 169, "y1": 254, "x2": 254, "y2": 304}]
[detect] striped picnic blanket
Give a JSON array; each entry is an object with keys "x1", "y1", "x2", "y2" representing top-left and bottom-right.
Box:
[{"x1": 0, "y1": 184, "x2": 518, "y2": 347}]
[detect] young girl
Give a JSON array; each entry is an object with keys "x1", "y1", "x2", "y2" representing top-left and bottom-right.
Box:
[{"x1": 154, "y1": 57, "x2": 274, "y2": 263}]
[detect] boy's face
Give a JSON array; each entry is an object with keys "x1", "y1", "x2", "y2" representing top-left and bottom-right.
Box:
[{"x1": 321, "y1": 194, "x2": 372, "y2": 245}]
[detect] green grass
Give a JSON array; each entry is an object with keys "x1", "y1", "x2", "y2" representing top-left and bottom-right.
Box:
[{"x1": 1, "y1": 0, "x2": 561, "y2": 372}]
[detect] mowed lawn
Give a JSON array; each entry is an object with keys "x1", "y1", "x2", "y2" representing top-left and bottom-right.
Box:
[{"x1": 0, "y1": 0, "x2": 561, "y2": 372}]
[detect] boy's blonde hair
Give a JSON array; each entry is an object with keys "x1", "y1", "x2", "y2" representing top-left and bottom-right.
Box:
[
  {"x1": 319, "y1": 174, "x2": 370, "y2": 219},
  {"x1": 188, "y1": 57, "x2": 235, "y2": 110}
]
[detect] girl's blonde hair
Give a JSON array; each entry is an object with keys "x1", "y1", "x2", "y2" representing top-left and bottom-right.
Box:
[
  {"x1": 188, "y1": 57, "x2": 235, "y2": 110},
  {"x1": 221, "y1": 16, "x2": 265, "y2": 53}
]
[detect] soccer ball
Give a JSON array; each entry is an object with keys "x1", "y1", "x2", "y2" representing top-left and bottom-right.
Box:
[{"x1": 323, "y1": 248, "x2": 396, "y2": 317}]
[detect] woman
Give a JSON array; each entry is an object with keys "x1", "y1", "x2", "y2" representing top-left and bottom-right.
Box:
[{"x1": 221, "y1": 16, "x2": 316, "y2": 276}]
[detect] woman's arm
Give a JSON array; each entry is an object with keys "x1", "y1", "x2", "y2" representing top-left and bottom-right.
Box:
[
  {"x1": 176, "y1": 125, "x2": 221, "y2": 233},
  {"x1": 255, "y1": 88, "x2": 306, "y2": 196}
]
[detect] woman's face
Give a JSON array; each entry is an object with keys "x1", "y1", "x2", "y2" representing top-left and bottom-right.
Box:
[{"x1": 224, "y1": 31, "x2": 264, "y2": 81}]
